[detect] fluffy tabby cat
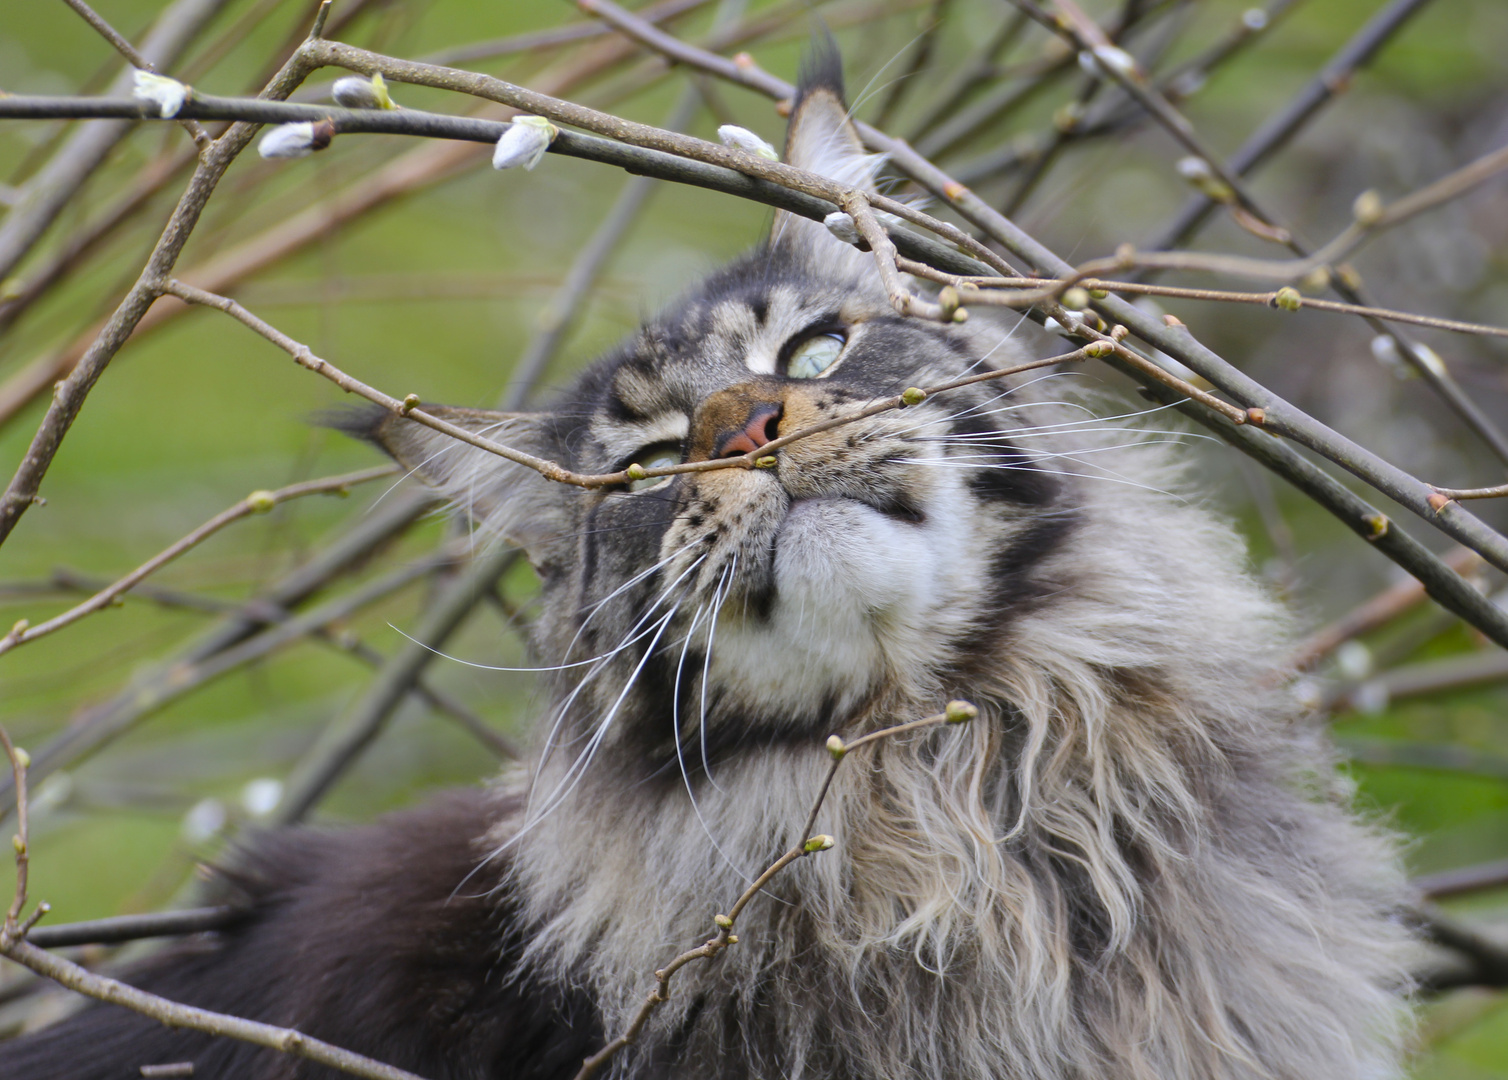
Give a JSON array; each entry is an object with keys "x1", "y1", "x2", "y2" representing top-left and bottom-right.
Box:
[{"x1": 2, "y1": 51, "x2": 1414, "y2": 1080}]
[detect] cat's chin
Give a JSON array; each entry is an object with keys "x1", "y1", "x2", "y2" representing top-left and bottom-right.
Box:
[{"x1": 704, "y1": 496, "x2": 972, "y2": 718}]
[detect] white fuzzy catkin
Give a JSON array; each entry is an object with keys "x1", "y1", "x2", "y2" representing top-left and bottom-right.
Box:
[
  {"x1": 492, "y1": 116, "x2": 558, "y2": 171},
  {"x1": 131, "y1": 70, "x2": 187, "y2": 119}
]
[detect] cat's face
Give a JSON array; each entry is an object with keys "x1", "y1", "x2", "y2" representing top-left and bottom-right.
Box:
[{"x1": 366, "y1": 87, "x2": 1075, "y2": 775}]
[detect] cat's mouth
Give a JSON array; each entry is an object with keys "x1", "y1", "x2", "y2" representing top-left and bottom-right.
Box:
[{"x1": 795, "y1": 490, "x2": 927, "y2": 526}]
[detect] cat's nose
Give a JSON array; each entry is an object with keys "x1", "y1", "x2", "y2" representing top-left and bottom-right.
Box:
[
  {"x1": 715, "y1": 403, "x2": 783, "y2": 458},
  {"x1": 688, "y1": 383, "x2": 786, "y2": 462}
]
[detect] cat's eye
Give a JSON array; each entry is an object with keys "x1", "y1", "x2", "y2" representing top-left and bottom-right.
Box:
[
  {"x1": 785, "y1": 331, "x2": 846, "y2": 379},
  {"x1": 627, "y1": 443, "x2": 682, "y2": 492}
]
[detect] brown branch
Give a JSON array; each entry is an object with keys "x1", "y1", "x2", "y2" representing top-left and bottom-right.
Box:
[
  {"x1": 892, "y1": 261, "x2": 1508, "y2": 339},
  {"x1": 0, "y1": 552, "x2": 443, "y2": 823},
  {"x1": 0, "y1": 14, "x2": 326, "y2": 552},
  {"x1": 1143, "y1": 0, "x2": 1439, "y2": 255},
  {"x1": 0, "y1": 465, "x2": 397, "y2": 658},
  {"x1": 1287, "y1": 547, "x2": 1483, "y2": 672},
  {"x1": 0, "y1": 0, "x2": 230, "y2": 284},
  {"x1": 1432, "y1": 483, "x2": 1508, "y2": 502},
  {"x1": 0, "y1": 940, "x2": 432, "y2": 1080},
  {"x1": 0, "y1": 20, "x2": 664, "y2": 429},
  {"x1": 162, "y1": 276, "x2": 1098, "y2": 488},
  {"x1": 842, "y1": 193, "x2": 950, "y2": 322},
  {"x1": 572, "y1": 702, "x2": 978, "y2": 1080}
]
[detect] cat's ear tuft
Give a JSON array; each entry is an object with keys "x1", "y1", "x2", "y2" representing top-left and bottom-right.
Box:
[
  {"x1": 769, "y1": 39, "x2": 881, "y2": 276},
  {"x1": 327, "y1": 404, "x2": 572, "y2": 563}
]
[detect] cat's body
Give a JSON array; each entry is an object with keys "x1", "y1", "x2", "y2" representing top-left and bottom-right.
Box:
[{"x1": 0, "y1": 53, "x2": 1414, "y2": 1080}]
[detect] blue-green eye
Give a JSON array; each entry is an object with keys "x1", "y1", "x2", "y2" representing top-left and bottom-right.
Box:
[
  {"x1": 786, "y1": 332, "x2": 846, "y2": 379},
  {"x1": 628, "y1": 444, "x2": 681, "y2": 492}
]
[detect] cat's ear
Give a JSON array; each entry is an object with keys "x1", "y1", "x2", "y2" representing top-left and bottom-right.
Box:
[
  {"x1": 335, "y1": 404, "x2": 573, "y2": 566},
  {"x1": 768, "y1": 40, "x2": 880, "y2": 276}
]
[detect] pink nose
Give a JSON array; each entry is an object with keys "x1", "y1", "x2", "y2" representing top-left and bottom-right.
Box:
[{"x1": 714, "y1": 404, "x2": 783, "y2": 459}]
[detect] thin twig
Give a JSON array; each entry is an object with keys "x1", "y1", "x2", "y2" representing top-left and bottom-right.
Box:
[
  {"x1": 572, "y1": 703, "x2": 977, "y2": 1080},
  {"x1": 0, "y1": 0, "x2": 230, "y2": 283},
  {"x1": 0, "y1": 22, "x2": 321, "y2": 551},
  {"x1": 0, "y1": 935, "x2": 432, "y2": 1080},
  {"x1": 1287, "y1": 548, "x2": 1483, "y2": 672},
  {"x1": 58, "y1": 0, "x2": 212, "y2": 149},
  {"x1": 893, "y1": 262, "x2": 1508, "y2": 339},
  {"x1": 1142, "y1": 0, "x2": 1440, "y2": 256},
  {"x1": 0, "y1": 553, "x2": 443, "y2": 823},
  {"x1": 163, "y1": 275, "x2": 1095, "y2": 487},
  {"x1": 0, "y1": 465, "x2": 397, "y2": 658},
  {"x1": 27, "y1": 907, "x2": 241, "y2": 949}
]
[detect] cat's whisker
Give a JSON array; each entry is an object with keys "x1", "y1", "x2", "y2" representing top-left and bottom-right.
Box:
[
  {"x1": 525, "y1": 553, "x2": 708, "y2": 823},
  {"x1": 699, "y1": 555, "x2": 737, "y2": 792},
  {"x1": 671, "y1": 593, "x2": 757, "y2": 884},
  {"x1": 511, "y1": 602, "x2": 686, "y2": 847}
]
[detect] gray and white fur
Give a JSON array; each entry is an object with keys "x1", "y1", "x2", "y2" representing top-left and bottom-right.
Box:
[{"x1": 0, "y1": 48, "x2": 1414, "y2": 1080}]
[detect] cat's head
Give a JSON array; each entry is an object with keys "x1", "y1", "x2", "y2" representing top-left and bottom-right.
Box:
[{"x1": 355, "y1": 57, "x2": 1075, "y2": 774}]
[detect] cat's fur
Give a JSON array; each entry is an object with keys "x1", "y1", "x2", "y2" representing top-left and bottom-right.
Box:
[{"x1": 0, "y1": 50, "x2": 1414, "y2": 1080}]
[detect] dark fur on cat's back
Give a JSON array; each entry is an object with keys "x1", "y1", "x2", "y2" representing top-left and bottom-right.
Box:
[{"x1": 0, "y1": 50, "x2": 1414, "y2": 1080}]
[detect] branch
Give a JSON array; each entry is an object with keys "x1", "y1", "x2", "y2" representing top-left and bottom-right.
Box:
[
  {"x1": 571, "y1": 702, "x2": 979, "y2": 1080},
  {"x1": 162, "y1": 275, "x2": 1097, "y2": 487},
  {"x1": 0, "y1": 0, "x2": 228, "y2": 284},
  {"x1": 1142, "y1": 0, "x2": 1439, "y2": 255},
  {"x1": 26, "y1": 907, "x2": 240, "y2": 949},
  {"x1": 0, "y1": 552, "x2": 444, "y2": 824},
  {"x1": 0, "y1": 465, "x2": 397, "y2": 658},
  {"x1": 0, "y1": 25, "x2": 323, "y2": 552},
  {"x1": 1286, "y1": 548, "x2": 1483, "y2": 672},
  {"x1": 893, "y1": 263, "x2": 1508, "y2": 339},
  {"x1": 1, "y1": 936, "x2": 432, "y2": 1080},
  {"x1": 58, "y1": 0, "x2": 212, "y2": 150}
]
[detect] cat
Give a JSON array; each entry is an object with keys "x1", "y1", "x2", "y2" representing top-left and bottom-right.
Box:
[{"x1": 0, "y1": 46, "x2": 1414, "y2": 1080}]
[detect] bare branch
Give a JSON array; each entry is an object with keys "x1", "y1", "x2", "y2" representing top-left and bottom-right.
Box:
[
  {"x1": 57, "y1": 0, "x2": 212, "y2": 149},
  {"x1": 0, "y1": 24, "x2": 324, "y2": 551},
  {"x1": 572, "y1": 703, "x2": 978, "y2": 1080},
  {"x1": 0, "y1": 0, "x2": 230, "y2": 283},
  {"x1": 0, "y1": 465, "x2": 397, "y2": 658}
]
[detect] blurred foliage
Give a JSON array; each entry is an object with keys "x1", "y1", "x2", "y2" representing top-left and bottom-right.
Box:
[{"x1": 1, "y1": 0, "x2": 1507, "y2": 1071}]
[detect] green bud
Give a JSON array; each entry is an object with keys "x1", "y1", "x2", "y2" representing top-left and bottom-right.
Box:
[
  {"x1": 826, "y1": 735, "x2": 847, "y2": 760},
  {"x1": 12, "y1": 747, "x2": 29, "y2": 769},
  {"x1": 1083, "y1": 341, "x2": 1114, "y2": 358},
  {"x1": 714, "y1": 913, "x2": 733, "y2": 929},
  {"x1": 1272, "y1": 287, "x2": 1303, "y2": 312},
  {"x1": 12, "y1": 835, "x2": 24, "y2": 855},
  {"x1": 626, "y1": 463, "x2": 649, "y2": 482},
  {"x1": 901, "y1": 387, "x2": 927, "y2": 406},
  {"x1": 1088, "y1": 288, "x2": 1109, "y2": 299},
  {"x1": 1061, "y1": 287, "x2": 1091, "y2": 310},
  {"x1": 246, "y1": 490, "x2": 277, "y2": 514},
  {"x1": 945, "y1": 700, "x2": 979, "y2": 724},
  {"x1": 400, "y1": 393, "x2": 421, "y2": 414},
  {"x1": 805, "y1": 834, "x2": 835, "y2": 852},
  {"x1": 755, "y1": 455, "x2": 778, "y2": 469}
]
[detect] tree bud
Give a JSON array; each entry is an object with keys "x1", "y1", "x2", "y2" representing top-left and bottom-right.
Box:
[
  {"x1": 493, "y1": 116, "x2": 558, "y2": 171},
  {"x1": 132, "y1": 70, "x2": 187, "y2": 118},
  {"x1": 717, "y1": 125, "x2": 779, "y2": 161}
]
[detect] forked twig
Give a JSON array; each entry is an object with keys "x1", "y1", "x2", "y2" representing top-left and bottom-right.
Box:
[
  {"x1": 0, "y1": 465, "x2": 397, "y2": 658},
  {"x1": 572, "y1": 702, "x2": 979, "y2": 1080}
]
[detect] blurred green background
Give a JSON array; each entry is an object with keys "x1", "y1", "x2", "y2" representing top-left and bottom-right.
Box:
[{"x1": 2, "y1": 0, "x2": 1508, "y2": 1071}]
